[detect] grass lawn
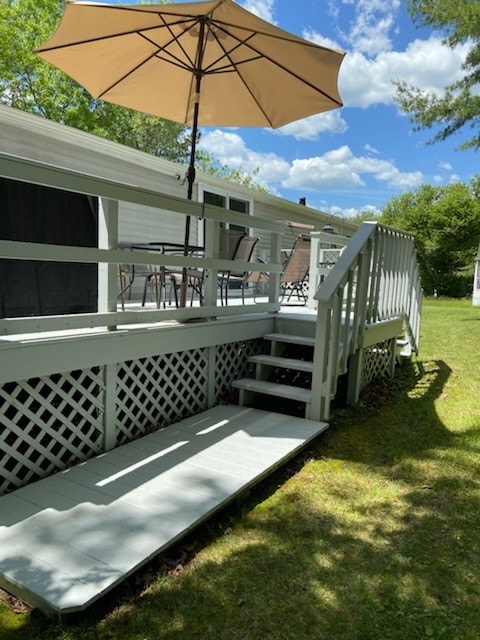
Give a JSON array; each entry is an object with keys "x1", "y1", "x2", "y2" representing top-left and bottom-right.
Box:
[{"x1": 1, "y1": 298, "x2": 480, "y2": 640}]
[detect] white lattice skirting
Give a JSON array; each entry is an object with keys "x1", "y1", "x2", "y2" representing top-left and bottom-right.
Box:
[
  {"x1": 0, "y1": 338, "x2": 267, "y2": 495},
  {"x1": 361, "y1": 339, "x2": 394, "y2": 390}
]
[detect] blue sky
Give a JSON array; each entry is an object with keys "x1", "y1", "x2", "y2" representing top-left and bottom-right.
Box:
[{"x1": 101, "y1": 0, "x2": 477, "y2": 219}]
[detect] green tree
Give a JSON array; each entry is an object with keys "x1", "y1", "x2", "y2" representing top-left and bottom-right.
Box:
[
  {"x1": 380, "y1": 177, "x2": 480, "y2": 296},
  {"x1": 196, "y1": 150, "x2": 269, "y2": 193},
  {"x1": 349, "y1": 209, "x2": 381, "y2": 225},
  {"x1": 0, "y1": 0, "x2": 190, "y2": 160},
  {"x1": 395, "y1": 0, "x2": 480, "y2": 151}
]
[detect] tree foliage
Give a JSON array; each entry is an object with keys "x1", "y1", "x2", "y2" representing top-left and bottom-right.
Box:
[
  {"x1": 0, "y1": 0, "x2": 191, "y2": 160},
  {"x1": 348, "y1": 209, "x2": 381, "y2": 225},
  {"x1": 395, "y1": 0, "x2": 480, "y2": 151},
  {"x1": 195, "y1": 150, "x2": 269, "y2": 193},
  {"x1": 380, "y1": 177, "x2": 480, "y2": 296}
]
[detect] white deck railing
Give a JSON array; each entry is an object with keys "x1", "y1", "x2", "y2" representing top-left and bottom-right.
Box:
[
  {"x1": 308, "y1": 230, "x2": 351, "y2": 309},
  {"x1": 0, "y1": 152, "x2": 285, "y2": 336},
  {"x1": 309, "y1": 222, "x2": 422, "y2": 421}
]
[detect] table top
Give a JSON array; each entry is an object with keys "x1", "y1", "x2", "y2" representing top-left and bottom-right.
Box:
[{"x1": 125, "y1": 242, "x2": 204, "y2": 254}]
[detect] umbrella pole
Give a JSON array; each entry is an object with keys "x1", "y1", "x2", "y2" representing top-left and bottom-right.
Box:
[
  {"x1": 179, "y1": 105, "x2": 199, "y2": 309},
  {"x1": 180, "y1": 18, "x2": 206, "y2": 309}
]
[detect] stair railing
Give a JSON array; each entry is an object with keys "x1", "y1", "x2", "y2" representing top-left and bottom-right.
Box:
[{"x1": 309, "y1": 222, "x2": 422, "y2": 421}]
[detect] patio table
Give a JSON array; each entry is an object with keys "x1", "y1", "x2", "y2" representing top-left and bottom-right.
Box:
[{"x1": 125, "y1": 242, "x2": 204, "y2": 308}]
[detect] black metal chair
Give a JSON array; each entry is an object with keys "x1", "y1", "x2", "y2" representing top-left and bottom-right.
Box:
[
  {"x1": 219, "y1": 234, "x2": 260, "y2": 305},
  {"x1": 169, "y1": 228, "x2": 246, "y2": 306}
]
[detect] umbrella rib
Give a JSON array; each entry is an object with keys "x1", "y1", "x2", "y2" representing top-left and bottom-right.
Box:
[
  {"x1": 209, "y1": 23, "x2": 343, "y2": 108},
  {"x1": 95, "y1": 51, "x2": 160, "y2": 100},
  {"x1": 207, "y1": 14, "x2": 338, "y2": 53},
  {"x1": 201, "y1": 32, "x2": 262, "y2": 74},
  {"x1": 139, "y1": 32, "x2": 196, "y2": 74},
  {"x1": 208, "y1": 29, "x2": 275, "y2": 127},
  {"x1": 151, "y1": 13, "x2": 196, "y2": 71},
  {"x1": 35, "y1": 17, "x2": 198, "y2": 55},
  {"x1": 92, "y1": 27, "x2": 216, "y2": 99}
]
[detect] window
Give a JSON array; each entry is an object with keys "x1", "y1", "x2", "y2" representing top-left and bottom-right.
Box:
[{"x1": 198, "y1": 187, "x2": 251, "y2": 244}]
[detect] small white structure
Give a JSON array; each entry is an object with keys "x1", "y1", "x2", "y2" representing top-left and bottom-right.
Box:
[{"x1": 473, "y1": 243, "x2": 480, "y2": 306}]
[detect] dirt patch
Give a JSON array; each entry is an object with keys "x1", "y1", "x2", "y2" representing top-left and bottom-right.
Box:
[{"x1": 0, "y1": 587, "x2": 31, "y2": 615}]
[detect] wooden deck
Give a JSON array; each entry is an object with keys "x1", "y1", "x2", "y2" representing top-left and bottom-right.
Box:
[{"x1": 0, "y1": 405, "x2": 328, "y2": 616}]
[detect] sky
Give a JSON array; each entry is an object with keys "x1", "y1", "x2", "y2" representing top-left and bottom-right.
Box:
[{"x1": 101, "y1": 0, "x2": 477, "y2": 220}]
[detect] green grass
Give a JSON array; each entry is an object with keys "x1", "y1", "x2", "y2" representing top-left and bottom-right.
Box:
[{"x1": 2, "y1": 298, "x2": 480, "y2": 640}]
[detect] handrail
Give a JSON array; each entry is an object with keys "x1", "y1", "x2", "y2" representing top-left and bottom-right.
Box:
[
  {"x1": 0, "y1": 152, "x2": 284, "y2": 234},
  {"x1": 310, "y1": 222, "x2": 422, "y2": 421},
  {"x1": 0, "y1": 240, "x2": 281, "y2": 276}
]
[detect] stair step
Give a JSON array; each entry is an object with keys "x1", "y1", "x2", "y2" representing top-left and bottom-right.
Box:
[
  {"x1": 249, "y1": 354, "x2": 314, "y2": 373},
  {"x1": 264, "y1": 333, "x2": 315, "y2": 348},
  {"x1": 232, "y1": 379, "x2": 312, "y2": 404},
  {"x1": 396, "y1": 338, "x2": 412, "y2": 360}
]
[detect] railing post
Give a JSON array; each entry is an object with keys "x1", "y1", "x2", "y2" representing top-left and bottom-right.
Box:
[
  {"x1": 203, "y1": 218, "x2": 219, "y2": 309},
  {"x1": 308, "y1": 231, "x2": 320, "y2": 310},
  {"x1": 346, "y1": 347, "x2": 364, "y2": 405},
  {"x1": 310, "y1": 303, "x2": 331, "y2": 421},
  {"x1": 98, "y1": 198, "x2": 119, "y2": 330},
  {"x1": 269, "y1": 230, "x2": 282, "y2": 306}
]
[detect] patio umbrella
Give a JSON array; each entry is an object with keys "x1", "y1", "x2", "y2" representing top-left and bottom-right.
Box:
[{"x1": 35, "y1": 0, "x2": 345, "y2": 306}]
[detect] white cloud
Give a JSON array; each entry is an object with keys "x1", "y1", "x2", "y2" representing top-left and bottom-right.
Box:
[
  {"x1": 284, "y1": 145, "x2": 423, "y2": 190},
  {"x1": 199, "y1": 130, "x2": 290, "y2": 185},
  {"x1": 199, "y1": 132, "x2": 424, "y2": 193},
  {"x1": 346, "y1": 0, "x2": 401, "y2": 55},
  {"x1": 345, "y1": 37, "x2": 469, "y2": 107},
  {"x1": 304, "y1": 31, "x2": 469, "y2": 109},
  {"x1": 439, "y1": 161, "x2": 453, "y2": 170},
  {"x1": 239, "y1": 0, "x2": 276, "y2": 23},
  {"x1": 286, "y1": 155, "x2": 364, "y2": 189},
  {"x1": 319, "y1": 203, "x2": 381, "y2": 220},
  {"x1": 433, "y1": 175, "x2": 443, "y2": 183},
  {"x1": 304, "y1": 31, "x2": 343, "y2": 52},
  {"x1": 274, "y1": 111, "x2": 348, "y2": 140},
  {"x1": 364, "y1": 143, "x2": 380, "y2": 155},
  {"x1": 325, "y1": 0, "x2": 401, "y2": 55}
]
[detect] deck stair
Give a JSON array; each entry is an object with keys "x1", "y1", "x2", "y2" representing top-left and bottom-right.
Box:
[
  {"x1": 233, "y1": 322, "x2": 413, "y2": 420},
  {"x1": 233, "y1": 331, "x2": 316, "y2": 419},
  {"x1": 395, "y1": 338, "x2": 412, "y2": 364}
]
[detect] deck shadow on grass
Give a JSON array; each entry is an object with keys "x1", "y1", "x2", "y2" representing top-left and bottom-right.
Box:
[
  {"x1": 318, "y1": 358, "x2": 454, "y2": 467},
  {"x1": 93, "y1": 446, "x2": 480, "y2": 640},
  {"x1": 88, "y1": 359, "x2": 480, "y2": 639}
]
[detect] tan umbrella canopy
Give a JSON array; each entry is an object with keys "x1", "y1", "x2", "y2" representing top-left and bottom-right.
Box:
[{"x1": 36, "y1": 0, "x2": 345, "y2": 306}]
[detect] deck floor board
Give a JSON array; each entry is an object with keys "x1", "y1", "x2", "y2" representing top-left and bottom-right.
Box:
[{"x1": 0, "y1": 405, "x2": 328, "y2": 615}]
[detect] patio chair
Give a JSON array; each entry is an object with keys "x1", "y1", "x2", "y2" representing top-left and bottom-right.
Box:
[
  {"x1": 117, "y1": 263, "x2": 164, "y2": 310},
  {"x1": 280, "y1": 233, "x2": 311, "y2": 304},
  {"x1": 118, "y1": 263, "x2": 134, "y2": 311},
  {"x1": 219, "y1": 234, "x2": 260, "y2": 305},
  {"x1": 169, "y1": 228, "x2": 246, "y2": 306},
  {"x1": 246, "y1": 258, "x2": 270, "y2": 302}
]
